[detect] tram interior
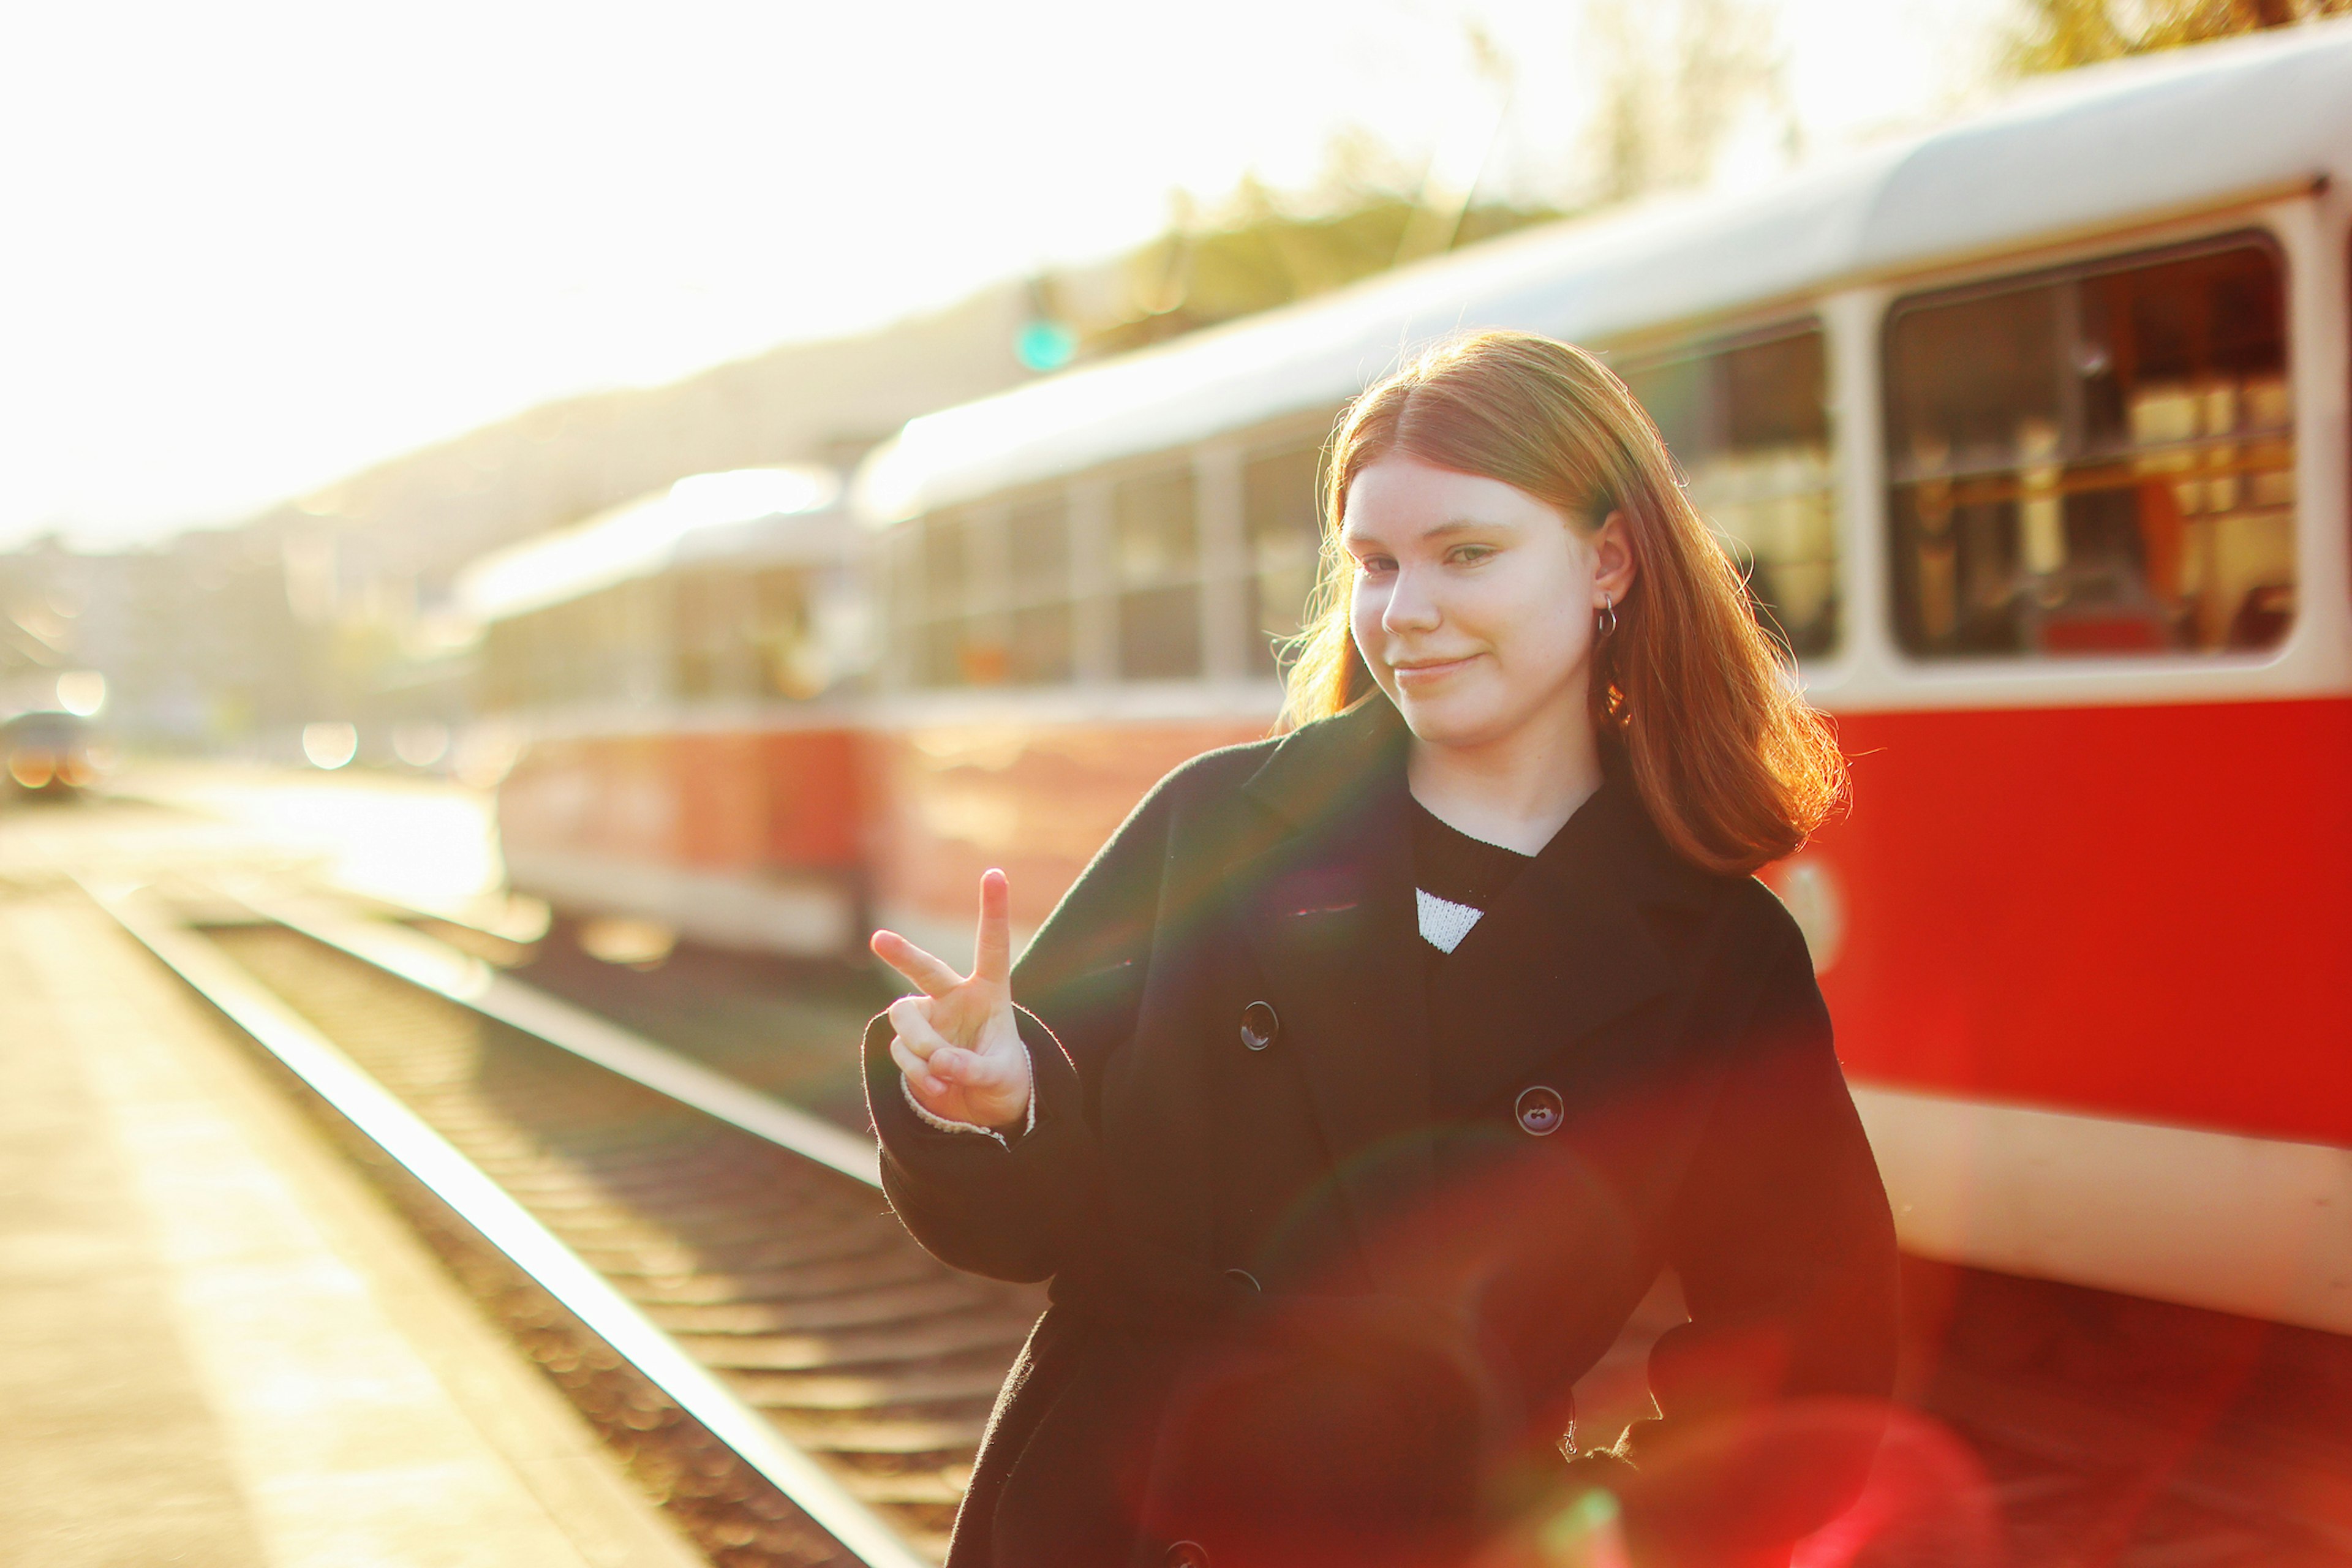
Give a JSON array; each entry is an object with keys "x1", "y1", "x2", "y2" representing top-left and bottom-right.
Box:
[
  {"x1": 1888, "y1": 235, "x2": 2295, "y2": 658},
  {"x1": 1622, "y1": 326, "x2": 1839, "y2": 659}
]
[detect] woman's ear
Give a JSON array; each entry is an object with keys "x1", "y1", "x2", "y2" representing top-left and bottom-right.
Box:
[{"x1": 1591, "y1": 510, "x2": 1638, "y2": 606}]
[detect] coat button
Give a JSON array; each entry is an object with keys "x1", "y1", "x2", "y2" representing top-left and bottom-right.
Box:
[
  {"x1": 1239, "y1": 1000, "x2": 1278, "y2": 1052},
  {"x1": 1515, "y1": 1085, "x2": 1564, "y2": 1136},
  {"x1": 1166, "y1": 1542, "x2": 1211, "y2": 1568}
]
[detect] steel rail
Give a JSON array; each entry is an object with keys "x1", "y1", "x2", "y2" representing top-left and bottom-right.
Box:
[
  {"x1": 225, "y1": 885, "x2": 883, "y2": 1189},
  {"x1": 81, "y1": 878, "x2": 929, "y2": 1568}
]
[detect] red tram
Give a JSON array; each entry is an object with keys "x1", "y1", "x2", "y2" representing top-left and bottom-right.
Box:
[
  {"x1": 473, "y1": 26, "x2": 2352, "y2": 1336},
  {"x1": 463, "y1": 467, "x2": 872, "y2": 956}
]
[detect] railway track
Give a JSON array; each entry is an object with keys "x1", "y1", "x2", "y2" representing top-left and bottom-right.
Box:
[
  {"x1": 91, "y1": 876, "x2": 1042, "y2": 1567},
  {"x1": 83, "y1": 875, "x2": 2352, "y2": 1568}
]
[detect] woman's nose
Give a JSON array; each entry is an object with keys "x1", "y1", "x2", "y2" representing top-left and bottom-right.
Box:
[{"x1": 1382, "y1": 567, "x2": 1441, "y2": 633}]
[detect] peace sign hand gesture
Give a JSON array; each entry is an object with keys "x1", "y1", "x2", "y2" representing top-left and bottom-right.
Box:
[{"x1": 870, "y1": 869, "x2": 1033, "y2": 1134}]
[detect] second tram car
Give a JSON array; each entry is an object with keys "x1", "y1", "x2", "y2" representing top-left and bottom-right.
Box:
[
  {"x1": 477, "y1": 24, "x2": 2352, "y2": 1336},
  {"x1": 467, "y1": 467, "x2": 873, "y2": 956}
]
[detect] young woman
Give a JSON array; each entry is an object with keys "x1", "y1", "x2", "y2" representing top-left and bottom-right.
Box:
[{"x1": 864, "y1": 330, "x2": 1900, "y2": 1568}]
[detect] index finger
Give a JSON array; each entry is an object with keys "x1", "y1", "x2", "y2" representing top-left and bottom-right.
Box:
[
  {"x1": 972, "y1": 869, "x2": 1011, "y2": 987},
  {"x1": 870, "y1": 929, "x2": 965, "y2": 998}
]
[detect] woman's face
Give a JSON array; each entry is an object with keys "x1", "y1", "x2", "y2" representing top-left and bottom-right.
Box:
[{"x1": 1342, "y1": 453, "x2": 1626, "y2": 753}]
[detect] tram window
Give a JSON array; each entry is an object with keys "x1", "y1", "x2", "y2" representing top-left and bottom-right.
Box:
[
  {"x1": 1245, "y1": 442, "x2": 1325, "y2": 674},
  {"x1": 1630, "y1": 356, "x2": 1706, "y2": 457},
  {"x1": 913, "y1": 610, "x2": 1014, "y2": 689},
  {"x1": 1118, "y1": 585, "x2": 1199, "y2": 679},
  {"x1": 1009, "y1": 603, "x2": 1073, "y2": 684},
  {"x1": 531, "y1": 605, "x2": 565, "y2": 706},
  {"x1": 905, "y1": 509, "x2": 1012, "y2": 688},
  {"x1": 1005, "y1": 496, "x2": 1074, "y2": 684},
  {"x1": 1885, "y1": 236, "x2": 2293, "y2": 657},
  {"x1": 673, "y1": 576, "x2": 704, "y2": 698},
  {"x1": 880, "y1": 526, "x2": 918, "y2": 690},
  {"x1": 1114, "y1": 469, "x2": 1201, "y2": 679},
  {"x1": 1620, "y1": 326, "x2": 1838, "y2": 657},
  {"x1": 564, "y1": 597, "x2": 602, "y2": 704},
  {"x1": 674, "y1": 571, "x2": 753, "y2": 700},
  {"x1": 748, "y1": 570, "x2": 827, "y2": 700},
  {"x1": 922, "y1": 511, "x2": 973, "y2": 617},
  {"x1": 482, "y1": 622, "x2": 516, "y2": 710},
  {"x1": 569, "y1": 594, "x2": 609, "y2": 704},
  {"x1": 1008, "y1": 497, "x2": 1070, "y2": 601},
  {"x1": 570, "y1": 608, "x2": 593, "y2": 702},
  {"x1": 918, "y1": 616, "x2": 976, "y2": 687},
  {"x1": 614, "y1": 577, "x2": 671, "y2": 704},
  {"x1": 532, "y1": 606, "x2": 566, "y2": 706}
]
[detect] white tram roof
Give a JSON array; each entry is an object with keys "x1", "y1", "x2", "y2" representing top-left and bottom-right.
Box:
[
  {"x1": 459, "y1": 467, "x2": 849, "y2": 624},
  {"x1": 859, "y1": 21, "x2": 2352, "y2": 523}
]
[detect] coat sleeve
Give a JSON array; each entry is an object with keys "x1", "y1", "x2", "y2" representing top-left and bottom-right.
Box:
[
  {"x1": 1615, "y1": 905, "x2": 1901, "y2": 1563},
  {"x1": 860, "y1": 760, "x2": 1182, "y2": 1283}
]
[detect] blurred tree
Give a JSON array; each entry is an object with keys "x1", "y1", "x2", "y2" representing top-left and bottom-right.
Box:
[
  {"x1": 1585, "y1": 0, "x2": 1792, "y2": 206},
  {"x1": 1052, "y1": 13, "x2": 1564, "y2": 361},
  {"x1": 1076, "y1": 160, "x2": 1566, "y2": 361},
  {"x1": 1063, "y1": 1, "x2": 1798, "y2": 363},
  {"x1": 2005, "y1": 0, "x2": 2351, "y2": 75}
]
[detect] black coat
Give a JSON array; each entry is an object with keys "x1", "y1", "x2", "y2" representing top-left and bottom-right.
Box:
[{"x1": 862, "y1": 698, "x2": 1899, "y2": 1568}]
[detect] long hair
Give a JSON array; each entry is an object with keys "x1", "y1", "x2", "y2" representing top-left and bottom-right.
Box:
[{"x1": 1280, "y1": 330, "x2": 1845, "y2": 876}]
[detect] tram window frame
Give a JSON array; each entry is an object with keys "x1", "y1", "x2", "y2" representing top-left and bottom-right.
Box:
[
  {"x1": 1883, "y1": 231, "x2": 2294, "y2": 660},
  {"x1": 1616, "y1": 321, "x2": 1840, "y2": 659},
  {"x1": 1111, "y1": 465, "x2": 1202, "y2": 681},
  {"x1": 1243, "y1": 439, "x2": 1328, "y2": 676}
]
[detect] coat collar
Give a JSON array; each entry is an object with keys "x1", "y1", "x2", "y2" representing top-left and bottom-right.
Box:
[
  {"x1": 1240, "y1": 695, "x2": 1711, "y2": 914},
  {"x1": 1236, "y1": 692, "x2": 1414, "y2": 837},
  {"x1": 1232, "y1": 697, "x2": 1714, "y2": 1272}
]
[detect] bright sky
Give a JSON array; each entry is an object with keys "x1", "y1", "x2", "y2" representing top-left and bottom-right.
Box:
[{"x1": 0, "y1": 0, "x2": 2000, "y2": 552}]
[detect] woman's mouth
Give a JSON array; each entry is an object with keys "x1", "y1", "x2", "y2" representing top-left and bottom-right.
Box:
[{"x1": 1390, "y1": 654, "x2": 1479, "y2": 686}]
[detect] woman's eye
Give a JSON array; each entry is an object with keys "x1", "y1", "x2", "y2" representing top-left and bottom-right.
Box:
[
  {"x1": 1447, "y1": 545, "x2": 1496, "y2": 565},
  {"x1": 1356, "y1": 556, "x2": 1396, "y2": 576}
]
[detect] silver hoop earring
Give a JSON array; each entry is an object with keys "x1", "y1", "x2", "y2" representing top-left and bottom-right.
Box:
[{"x1": 1596, "y1": 594, "x2": 1617, "y2": 638}]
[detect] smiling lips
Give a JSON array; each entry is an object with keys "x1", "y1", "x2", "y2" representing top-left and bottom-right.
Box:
[{"x1": 1390, "y1": 654, "x2": 1480, "y2": 685}]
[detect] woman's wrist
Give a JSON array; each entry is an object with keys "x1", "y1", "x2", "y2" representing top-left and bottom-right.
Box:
[{"x1": 997, "y1": 1077, "x2": 1037, "y2": 1139}]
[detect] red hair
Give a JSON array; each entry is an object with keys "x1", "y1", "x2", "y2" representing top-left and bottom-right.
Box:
[{"x1": 1281, "y1": 330, "x2": 1845, "y2": 876}]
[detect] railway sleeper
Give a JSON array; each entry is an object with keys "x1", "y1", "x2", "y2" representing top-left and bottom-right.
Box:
[
  {"x1": 676, "y1": 1314, "x2": 1036, "y2": 1371},
  {"x1": 725, "y1": 1360, "x2": 1023, "y2": 1412}
]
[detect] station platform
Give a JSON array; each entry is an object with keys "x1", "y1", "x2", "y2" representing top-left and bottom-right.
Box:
[{"x1": 0, "y1": 879, "x2": 706, "y2": 1568}]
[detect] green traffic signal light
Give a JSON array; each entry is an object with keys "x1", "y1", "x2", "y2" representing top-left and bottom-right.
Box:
[{"x1": 1016, "y1": 319, "x2": 1077, "y2": 372}]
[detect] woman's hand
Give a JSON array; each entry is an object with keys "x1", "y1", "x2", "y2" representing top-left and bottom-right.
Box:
[{"x1": 870, "y1": 869, "x2": 1033, "y2": 1134}]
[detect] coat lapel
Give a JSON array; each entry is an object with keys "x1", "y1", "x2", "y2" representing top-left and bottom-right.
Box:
[
  {"x1": 1423, "y1": 774, "x2": 1710, "y2": 1115},
  {"x1": 1232, "y1": 699, "x2": 1436, "y2": 1267}
]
